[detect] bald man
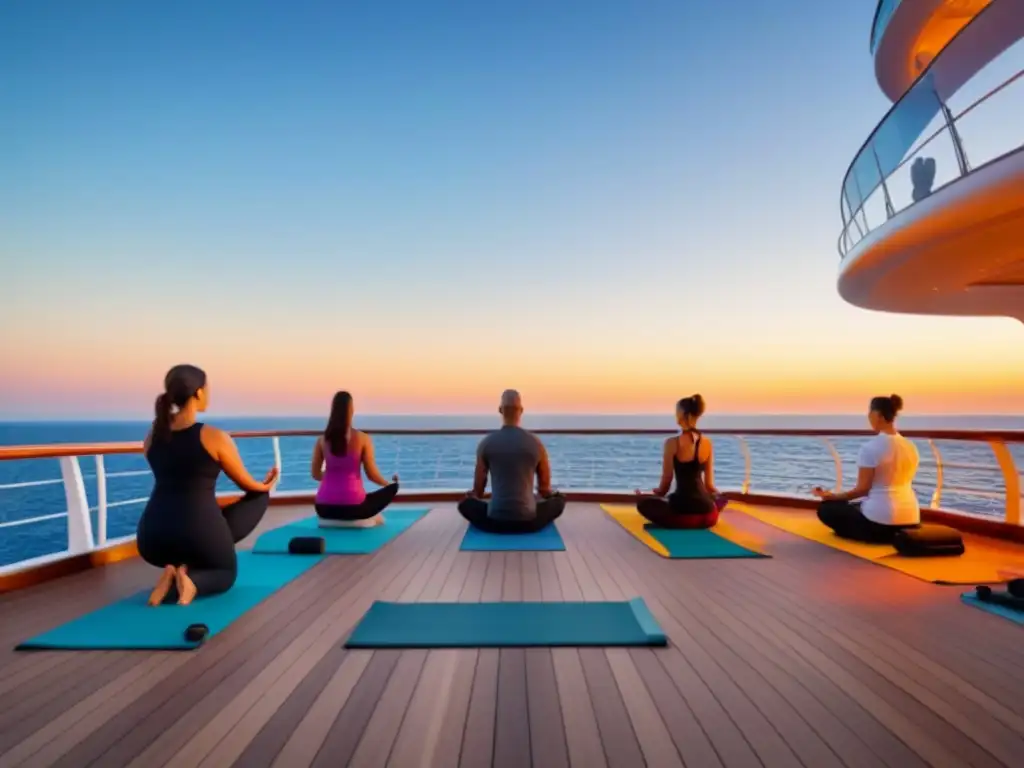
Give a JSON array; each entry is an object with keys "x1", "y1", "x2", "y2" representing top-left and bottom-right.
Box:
[{"x1": 458, "y1": 390, "x2": 566, "y2": 533}]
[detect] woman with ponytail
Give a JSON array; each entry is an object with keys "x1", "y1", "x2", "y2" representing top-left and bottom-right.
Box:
[
  {"x1": 634, "y1": 394, "x2": 726, "y2": 529},
  {"x1": 137, "y1": 364, "x2": 278, "y2": 606},
  {"x1": 813, "y1": 394, "x2": 920, "y2": 543},
  {"x1": 310, "y1": 391, "x2": 399, "y2": 526}
]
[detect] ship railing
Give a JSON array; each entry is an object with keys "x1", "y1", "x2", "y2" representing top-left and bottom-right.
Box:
[
  {"x1": 839, "y1": 1, "x2": 1024, "y2": 257},
  {"x1": 869, "y1": 0, "x2": 901, "y2": 55},
  {"x1": 0, "y1": 428, "x2": 1021, "y2": 577}
]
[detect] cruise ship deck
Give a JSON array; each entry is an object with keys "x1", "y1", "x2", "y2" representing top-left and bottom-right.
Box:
[{"x1": 2, "y1": 500, "x2": 1023, "y2": 768}]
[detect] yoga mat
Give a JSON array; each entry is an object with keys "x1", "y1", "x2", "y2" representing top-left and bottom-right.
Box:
[
  {"x1": 252, "y1": 508, "x2": 429, "y2": 555},
  {"x1": 733, "y1": 502, "x2": 1024, "y2": 585},
  {"x1": 601, "y1": 505, "x2": 768, "y2": 559},
  {"x1": 18, "y1": 552, "x2": 320, "y2": 650},
  {"x1": 961, "y1": 593, "x2": 1024, "y2": 626},
  {"x1": 459, "y1": 524, "x2": 565, "y2": 551},
  {"x1": 345, "y1": 598, "x2": 667, "y2": 648}
]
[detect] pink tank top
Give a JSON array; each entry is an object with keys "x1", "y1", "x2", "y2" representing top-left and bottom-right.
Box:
[{"x1": 315, "y1": 440, "x2": 366, "y2": 506}]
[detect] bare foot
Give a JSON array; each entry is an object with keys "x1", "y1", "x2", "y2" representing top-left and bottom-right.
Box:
[
  {"x1": 176, "y1": 566, "x2": 197, "y2": 606},
  {"x1": 148, "y1": 566, "x2": 177, "y2": 606}
]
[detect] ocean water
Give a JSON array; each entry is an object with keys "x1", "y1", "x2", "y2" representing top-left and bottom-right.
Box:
[{"x1": 1, "y1": 414, "x2": 1022, "y2": 568}]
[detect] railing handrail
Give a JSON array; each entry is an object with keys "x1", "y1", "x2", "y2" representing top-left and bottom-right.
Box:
[
  {"x1": 869, "y1": 0, "x2": 894, "y2": 55},
  {"x1": 838, "y1": 0, "x2": 1015, "y2": 256},
  {"x1": 2, "y1": 426, "x2": 1024, "y2": 462}
]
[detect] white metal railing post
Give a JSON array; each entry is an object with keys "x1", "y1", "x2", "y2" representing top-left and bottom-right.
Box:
[
  {"x1": 927, "y1": 439, "x2": 944, "y2": 508},
  {"x1": 988, "y1": 440, "x2": 1021, "y2": 525},
  {"x1": 59, "y1": 456, "x2": 95, "y2": 553},
  {"x1": 271, "y1": 437, "x2": 283, "y2": 495},
  {"x1": 736, "y1": 437, "x2": 752, "y2": 494},
  {"x1": 820, "y1": 438, "x2": 843, "y2": 493},
  {"x1": 94, "y1": 455, "x2": 108, "y2": 545}
]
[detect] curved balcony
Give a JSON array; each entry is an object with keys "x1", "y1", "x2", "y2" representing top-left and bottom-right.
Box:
[
  {"x1": 2, "y1": 426, "x2": 1022, "y2": 579},
  {"x1": 871, "y1": 0, "x2": 994, "y2": 101},
  {"x1": 839, "y1": 0, "x2": 1024, "y2": 320}
]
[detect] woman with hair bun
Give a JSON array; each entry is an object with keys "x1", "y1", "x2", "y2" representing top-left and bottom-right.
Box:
[
  {"x1": 813, "y1": 394, "x2": 920, "y2": 543},
  {"x1": 136, "y1": 364, "x2": 278, "y2": 606},
  {"x1": 634, "y1": 394, "x2": 726, "y2": 529}
]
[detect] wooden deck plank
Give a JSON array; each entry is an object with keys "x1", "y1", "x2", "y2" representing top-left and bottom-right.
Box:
[
  {"x1": 45, "y1": 557, "x2": 363, "y2": 768},
  {"x1": 310, "y1": 651, "x2": 401, "y2": 768},
  {"x1": 388, "y1": 650, "x2": 466, "y2": 768},
  {"x1": 742, "y1": 545, "x2": 1024, "y2": 728},
  {"x1": 588, "y1": 507, "x2": 1003, "y2": 768},
  {"x1": 575, "y1": 514, "x2": 879, "y2": 768},
  {"x1": 551, "y1": 650, "x2": 608, "y2": 768},
  {"x1": 460, "y1": 648, "x2": 499, "y2": 768},
  {"x1": 493, "y1": 649, "x2": 532, "y2": 768},
  {"x1": 3, "y1": 503, "x2": 1024, "y2": 767},
  {"x1": 268, "y1": 650, "x2": 374, "y2": 768},
  {"x1": 428, "y1": 650, "x2": 479, "y2": 768},
  {"x1": 525, "y1": 649, "x2": 569, "y2": 768},
  {"x1": 577, "y1": 649, "x2": 646, "y2": 768},
  {"x1": 167, "y1": 516, "x2": 461, "y2": 768},
  {"x1": 229, "y1": 644, "x2": 360, "y2": 768},
  {"x1": 86, "y1": 510, "x2": 451, "y2": 768},
  {"x1": 348, "y1": 649, "x2": 430, "y2": 767}
]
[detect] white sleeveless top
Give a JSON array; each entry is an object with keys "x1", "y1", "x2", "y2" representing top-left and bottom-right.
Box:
[{"x1": 858, "y1": 433, "x2": 920, "y2": 526}]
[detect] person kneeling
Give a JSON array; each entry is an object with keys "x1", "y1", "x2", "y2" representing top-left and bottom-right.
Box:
[
  {"x1": 312, "y1": 391, "x2": 399, "y2": 528},
  {"x1": 813, "y1": 394, "x2": 919, "y2": 544},
  {"x1": 458, "y1": 390, "x2": 566, "y2": 533},
  {"x1": 634, "y1": 395, "x2": 725, "y2": 529}
]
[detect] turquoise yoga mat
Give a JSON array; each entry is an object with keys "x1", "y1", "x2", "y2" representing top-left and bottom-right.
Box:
[
  {"x1": 646, "y1": 526, "x2": 767, "y2": 559},
  {"x1": 460, "y1": 524, "x2": 565, "y2": 552},
  {"x1": 345, "y1": 598, "x2": 667, "y2": 648},
  {"x1": 961, "y1": 593, "x2": 1024, "y2": 626},
  {"x1": 252, "y1": 508, "x2": 429, "y2": 554},
  {"x1": 17, "y1": 552, "x2": 320, "y2": 650}
]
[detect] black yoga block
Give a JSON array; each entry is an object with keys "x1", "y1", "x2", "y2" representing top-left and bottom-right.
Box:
[
  {"x1": 184, "y1": 624, "x2": 209, "y2": 644},
  {"x1": 1007, "y1": 578, "x2": 1024, "y2": 599},
  {"x1": 978, "y1": 589, "x2": 1024, "y2": 612},
  {"x1": 288, "y1": 536, "x2": 326, "y2": 555},
  {"x1": 892, "y1": 524, "x2": 965, "y2": 557}
]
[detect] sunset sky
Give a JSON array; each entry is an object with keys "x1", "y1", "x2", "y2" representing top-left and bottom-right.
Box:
[{"x1": 2, "y1": 0, "x2": 1022, "y2": 418}]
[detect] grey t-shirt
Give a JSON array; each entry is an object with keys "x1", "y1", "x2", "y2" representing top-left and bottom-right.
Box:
[{"x1": 479, "y1": 426, "x2": 542, "y2": 520}]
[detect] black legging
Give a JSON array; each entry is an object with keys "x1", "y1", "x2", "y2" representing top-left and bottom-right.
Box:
[
  {"x1": 637, "y1": 494, "x2": 724, "y2": 529},
  {"x1": 315, "y1": 483, "x2": 399, "y2": 521},
  {"x1": 138, "y1": 490, "x2": 270, "y2": 599},
  {"x1": 457, "y1": 494, "x2": 566, "y2": 534},
  {"x1": 817, "y1": 500, "x2": 914, "y2": 544}
]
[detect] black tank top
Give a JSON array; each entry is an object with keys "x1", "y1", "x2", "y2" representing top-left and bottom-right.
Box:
[
  {"x1": 672, "y1": 430, "x2": 712, "y2": 505},
  {"x1": 146, "y1": 422, "x2": 221, "y2": 500}
]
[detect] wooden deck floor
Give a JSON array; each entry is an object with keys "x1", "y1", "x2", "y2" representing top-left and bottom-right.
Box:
[{"x1": 1, "y1": 503, "x2": 1023, "y2": 768}]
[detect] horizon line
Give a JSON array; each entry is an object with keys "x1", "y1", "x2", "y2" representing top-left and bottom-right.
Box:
[{"x1": 1, "y1": 411, "x2": 1021, "y2": 423}]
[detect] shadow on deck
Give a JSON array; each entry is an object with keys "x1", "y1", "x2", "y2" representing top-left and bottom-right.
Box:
[{"x1": 0, "y1": 503, "x2": 1022, "y2": 768}]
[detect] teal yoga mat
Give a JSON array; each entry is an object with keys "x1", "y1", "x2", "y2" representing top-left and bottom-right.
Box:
[
  {"x1": 252, "y1": 508, "x2": 429, "y2": 554},
  {"x1": 961, "y1": 593, "x2": 1024, "y2": 626},
  {"x1": 646, "y1": 526, "x2": 767, "y2": 559},
  {"x1": 345, "y1": 598, "x2": 667, "y2": 648},
  {"x1": 17, "y1": 552, "x2": 320, "y2": 650},
  {"x1": 460, "y1": 524, "x2": 565, "y2": 551}
]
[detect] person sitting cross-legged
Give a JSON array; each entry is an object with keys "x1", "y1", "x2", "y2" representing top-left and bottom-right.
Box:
[{"x1": 457, "y1": 389, "x2": 565, "y2": 533}]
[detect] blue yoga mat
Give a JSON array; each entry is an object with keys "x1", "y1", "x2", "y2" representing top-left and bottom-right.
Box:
[
  {"x1": 646, "y1": 526, "x2": 767, "y2": 559},
  {"x1": 961, "y1": 593, "x2": 1024, "y2": 626},
  {"x1": 345, "y1": 598, "x2": 667, "y2": 648},
  {"x1": 252, "y1": 508, "x2": 429, "y2": 554},
  {"x1": 460, "y1": 524, "x2": 565, "y2": 551},
  {"x1": 18, "y1": 552, "x2": 320, "y2": 650}
]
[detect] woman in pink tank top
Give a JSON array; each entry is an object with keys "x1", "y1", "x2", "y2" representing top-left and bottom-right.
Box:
[{"x1": 311, "y1": 391, "x2": 399, "y2": 525}]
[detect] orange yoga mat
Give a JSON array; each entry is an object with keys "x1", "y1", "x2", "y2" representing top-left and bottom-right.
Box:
[{"x1": 732, "y1": 502, "x2": 1024, "y2": 585}]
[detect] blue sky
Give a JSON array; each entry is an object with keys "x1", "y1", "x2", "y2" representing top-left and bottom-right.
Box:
[{"x1": 2, "y1": 0, "x2": 1022, "y2": 417}]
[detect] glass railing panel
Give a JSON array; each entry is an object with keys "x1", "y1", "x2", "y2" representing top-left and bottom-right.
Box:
[
  {"x1": 839, "y1": 1, "x2": 1024, "y2": 256},
  {"x1": 871, "y1": 0, "x2": 903, "y2": 54}
]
